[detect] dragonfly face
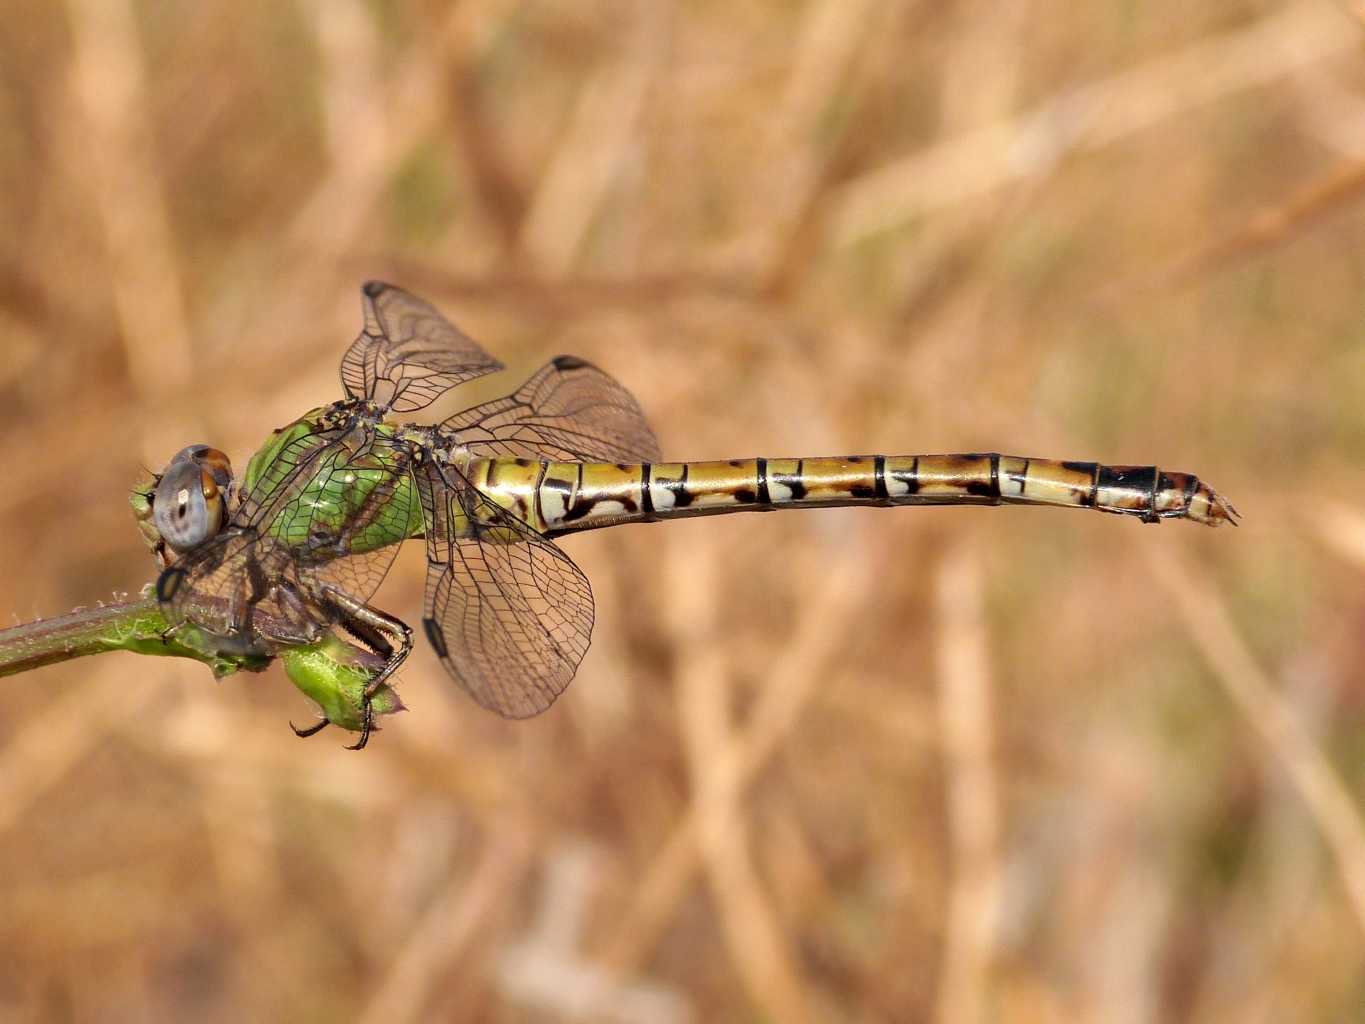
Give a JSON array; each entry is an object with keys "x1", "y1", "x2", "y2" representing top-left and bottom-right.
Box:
[{"x1": 136, "y1": 280, "x2": 1234, "y2": 751}]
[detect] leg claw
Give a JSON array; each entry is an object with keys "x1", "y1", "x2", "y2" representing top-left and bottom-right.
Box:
[{"x1": 344, "y1": 697, "x2": 374, "y2": 751}]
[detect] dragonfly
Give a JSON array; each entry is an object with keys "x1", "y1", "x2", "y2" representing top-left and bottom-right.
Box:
[{"x1": 133, "y1": 282, "x2": 1239, "y2": 749}]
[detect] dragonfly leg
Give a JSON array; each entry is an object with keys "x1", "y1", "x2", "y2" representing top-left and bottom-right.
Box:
[
  {"x1": 314, "y1": 584, "x2": 413, "y2": 751},
  {"x1": 325, "y1": 597, "x2": 412, "y2": 699},
  {"x1": 351, "y1": 701, "x2": 374, "y2": 751},
  {"x1": 271, "y1": 580, "x2": 330, "y2": 645},
  {"x1": 290, "y1": 719, "x2": 330, "y2": 738}
]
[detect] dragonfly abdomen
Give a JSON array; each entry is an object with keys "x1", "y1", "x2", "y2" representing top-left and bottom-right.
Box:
[{"x1": 467, "y1": 454, "x2": 1238, "y2": 534}]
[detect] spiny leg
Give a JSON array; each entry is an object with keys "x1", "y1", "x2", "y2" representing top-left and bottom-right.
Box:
[
  {"x1": 290, "y1": 719, "x2": 330, "y2": 738},
  {"x1": 317, "y1": 584, "x2": 413, "y2": 751},
  {"x1": 333, "y1": 615, "x2": 393, "y2": 750},
  {"x1": 338, "y1": 613, "x2": 395, "y2": 665}
]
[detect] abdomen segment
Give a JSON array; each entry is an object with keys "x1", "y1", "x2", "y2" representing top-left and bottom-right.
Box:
[{"x1": 466, "y1": 454, "x2": 1239, "y2": 533}]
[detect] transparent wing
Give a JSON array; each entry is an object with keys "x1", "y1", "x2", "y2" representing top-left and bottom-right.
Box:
[
  {"x1": 156, "y1": 527, "x2": 307, "y2": 644},
  {"x1": 442, "y1": 355, "x2": 661, "y2": 462},
  {"x1": 340, "y1": 281, "x2": 504, "y2": 414},
  {"x1": 232, "y1": 419, "x2": 346, "y2": 531},
  {"x1": 157, "y1": 419, "x2": 343, "y2": 640},
  {"x1": 160, "y1": 425, "x2": 414, "y2": 641},
  {"x1": 414, "y1": 459, "x2": 594, "y2": 718},
  {"x1": 285, "y1": 433, "x2": 416, "y2": 606}
]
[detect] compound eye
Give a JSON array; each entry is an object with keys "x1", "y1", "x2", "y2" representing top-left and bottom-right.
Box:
[
  {"x1": 169, "y1": 445, "x2": 234, "y2": 493},
  {"x1": 192, "y1": 447, "x2": 233, "y2": 489},
  {"x1": 153, "y1": 460, "x2": 226, "y2": 553}
]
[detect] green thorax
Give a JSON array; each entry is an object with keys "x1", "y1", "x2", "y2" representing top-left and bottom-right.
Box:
[{"x1": 243, "y1": 406, "x2": 426, "y2": 557}]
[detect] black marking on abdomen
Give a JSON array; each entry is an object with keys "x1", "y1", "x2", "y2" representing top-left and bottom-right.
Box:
[
  {"x1": 422, "y1": 617, "x2": 448, "y2": 658},
  {"x1": 874, "y1": 456, "x2": 888, "y2": 500},
  {"x1": 1069, "y1": 460, "x2": 1099, "y2": 507},
  {"x1": 662, "y1": 463, "x2": 694, "y2": 508},
  {"x1": 772, "y1": 459, "x2": 806, "y2": 501},
  {"x1": 641, "y1": 463, "x2": 656, "y2": 519},
  {"x1": 560, "y1": 500, "x2": 596, "y2": 523},
  {"x1": 542, "y1": 474, "x2": 573, "y2": 504},
  {"x1": 756, "y1": 458, "x2": 771, "y2": 506},
  {"x1": 845, "y1": 455, "x2": 873, "y2": 498},
  {"x1": 563, "y1": 489, "x2": 638, "y2": 523},
  {"x1": 964, "y1": 454, "x2": 999, "y2": 498},
  {"x1": 1016, "y1": 458, "x2": 1030, "y2": 495},
  {"x1": 890, "y1": 456, "x2": 920, "y2": 495},
  {"x1": 532, "y1": 460, "x2": 549, "y2": 528},
  {"x1": 562, "y1": 463, "x2": 593, "y2": 522},
  {"x1": 1097, "y1": 464, "x2": 1155, "y2": 493}
]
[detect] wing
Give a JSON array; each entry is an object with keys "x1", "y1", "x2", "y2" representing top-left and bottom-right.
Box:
[
  {"x1": 233, "y1": 422, "x2": 414, "y2": 606},
  {"x1": 340, "y1": 281, "x2": 504, "y2": 414},
  {"x1": 232, "y1": 417, "x2": 347, "y2": 531},
  {"x1": 287, "y1": 432, "x2": 417, "y2": 606},
  {"x1": 160, "y1": 425, "x2": 414, "y2": 642},
  {"x1": 442, "y1": 355, "x2": 662, "y2": 463},
  {"x1": 156, "y1": 526, "x2": 308, "y2": 645},
  {"x1": 157, "y1": 418, "x2": 344, "y2": 640},
  {"x1": 414, "y1": 459, "x2": 594, "y2": 718}
]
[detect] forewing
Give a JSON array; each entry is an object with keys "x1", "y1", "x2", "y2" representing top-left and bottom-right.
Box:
[
  {"x1": 414, "y1": 460, "x2": 594, "y2": 718},
  {"x1": 156, "y1": 527, "x2": 303, "y2": 643},
  {"x1": 163, "y1": 425, "x2": 415, "y2": 647},
  {"x1": 157, "y1": 419, "x2": 342, "y2": 640},
  {"x1": 289, "y1": 433, "x2": 416, "y2": 605},
  {"x1": 230, "y1": 421, "x2": 409, "y2": 605},
  {"x1": 232, "y1": 419, "x2": 345, "y2": 531},
  {"x1": 340, "y1": 281, "x2": 503, "y2": 413},
  {"x1": 443, "y1": 355, "x2": 661, "y2": 462}
]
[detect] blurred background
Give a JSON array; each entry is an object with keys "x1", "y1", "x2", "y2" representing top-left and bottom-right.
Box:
[{"x1": 1, "y1": 1, "x2": 1364, "y2": 1020}]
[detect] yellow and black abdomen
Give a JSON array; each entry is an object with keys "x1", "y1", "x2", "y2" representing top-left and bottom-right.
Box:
[{"x1": 466, "y1": 453, "x2": 1238, "y2": 534}]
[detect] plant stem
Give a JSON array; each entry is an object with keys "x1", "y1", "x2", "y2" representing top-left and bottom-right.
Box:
[
  {"x1": 0, "y1": 594, "x2": 270, "y2": 679},
  {"x1": 0, "y1": 595, "x2": 402, "y2": 735}
]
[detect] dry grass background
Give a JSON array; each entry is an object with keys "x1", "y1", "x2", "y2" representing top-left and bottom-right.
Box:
[{"x1": 1, "y1": 1, "x2": 1364, "y2": 1020}]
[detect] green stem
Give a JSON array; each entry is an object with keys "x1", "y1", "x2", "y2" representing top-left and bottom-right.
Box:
[
  {"x1": 0, "y1": 593, "x2": 405, "y2": 734},
  {"x1": 0, "y1": 594, "x2": 271, "y2": 679}
]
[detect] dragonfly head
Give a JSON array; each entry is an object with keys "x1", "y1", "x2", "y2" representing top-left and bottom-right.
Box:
[{"x1": 131, "y1": 445, "x2": 235, "y2": 564}]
